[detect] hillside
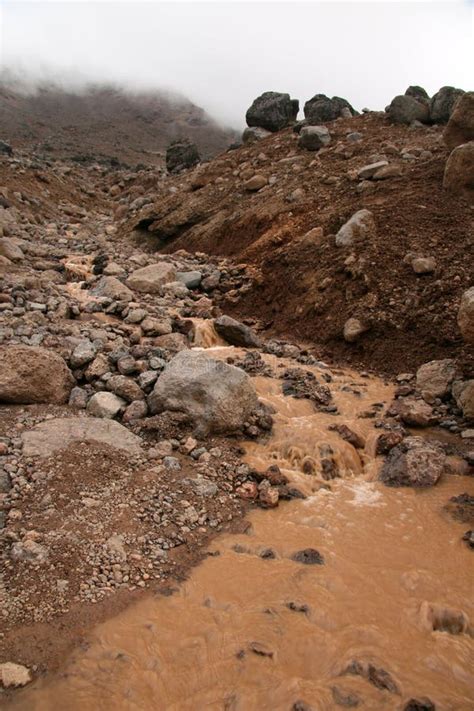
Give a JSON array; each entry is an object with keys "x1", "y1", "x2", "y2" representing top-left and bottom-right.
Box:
[
  {"x1": 120, "y1": 109, "x2": 473, "y2": 375},
  {"x1": 0, "y1": 82, "x2": 237, "y2": 166}
]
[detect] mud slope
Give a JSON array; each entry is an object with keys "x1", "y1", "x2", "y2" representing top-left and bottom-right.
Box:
[
  {"x1": 0, "y1": 83, "x2": 237, "y2": 166},
  {"x1": 124, "y1": 113, "x2": 472, "y2": 375}
]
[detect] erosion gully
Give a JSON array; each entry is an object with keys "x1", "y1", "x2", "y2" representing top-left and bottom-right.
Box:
[{"x1": 10, "y1": 322, "x2": 474, "y2": 710}]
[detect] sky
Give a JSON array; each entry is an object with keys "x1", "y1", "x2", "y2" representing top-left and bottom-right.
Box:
[{"x1": 0, "y1": 0, "x2": 472, "y2": 127}]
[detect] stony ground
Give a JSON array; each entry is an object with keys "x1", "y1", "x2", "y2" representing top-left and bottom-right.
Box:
[{"x1": 0, "y1": 100, "x2": 473, "y2": 696}]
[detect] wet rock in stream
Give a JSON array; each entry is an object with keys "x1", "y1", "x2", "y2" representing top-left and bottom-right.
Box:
[
  {"x1": 281, "y1": 367, "x2": 333, "y2": 410},
  {"x1": 291, "y1": 548, "x2": 325, "y2": 565}
]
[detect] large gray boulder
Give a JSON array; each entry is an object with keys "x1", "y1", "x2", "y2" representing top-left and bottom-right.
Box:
[
  {"x1": 22, "y1": 417, "x2": 142, "y2": 457},
  {"x1": 126, "y1": 263, "x2": 176, "y2": 293},
  {"x1": 380, "y1": 437, "x2": 445, "y2": 487},
  {"x1": 387, "y1": 95, "x2": 430, "y2": 124},
  {"x1": 0, "y1": 346, "x2": 74, "y2": 404},
  {"x1": 304, "y1": 94, "x2": 356, "y2": 124},
  {"x1": 166, "y1": 139, "x2": 200, "y2": 173},
  {"x1": 214, "y1": 315, "x2": 261, "y2": 347},
  {"x1": 148, "y1": 350, "x2": 259, "y2": 434},
  {"x1": 430, "y1": 86, "x2": 465, "y2": 124},
  {"x1": 444, "y1": 92, "x2": 474, "y2": 150},
  {"x1": 458, "y1": 286, "x2": 474, "y2": 343},
  {"x1": 246, "y1": 92, "x2": 299, "y2": 133}
]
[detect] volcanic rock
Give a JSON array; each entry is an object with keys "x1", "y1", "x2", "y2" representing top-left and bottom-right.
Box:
[
  {"x1": 246, "y1": 92, "x2": 299, "y2": 133},
  {"x1": 0, "y1": 346, "x2": 74, "y2": 404},
  {"x1": 380, "y1": 436, "x2": 445, "y2": 487},
  {"x1": 148, "y1": 349, "x2": 259, "y2": 434}
]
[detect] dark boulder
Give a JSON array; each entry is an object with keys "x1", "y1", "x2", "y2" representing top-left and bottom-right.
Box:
[
  {"x1": 430, "y1": 86, "x2": 465, "y2": 124},
  {"x1": 387, "y1": 94, "x2": 430, "y2": 124},
  {"x1": 214, "y1": 315, "x2": 261, "y2": 347},
  {"x1": 405, "y1": 85, "x2": 430, "y2": 101},
  {"x1": 0, "y1": 140, "x2": 12, "y2": 156},
  {"x1": 379, "y1": 436, "x2": 445, "y2": 488},
  {"x1": 166, "y1": 139, "x2": 200, "y2": 173},
  {"x1": 246, "y1": 92, "x2": 299, "y2": 132},
  {"x1": 304, "y1": 94, "x2": 356, "y2": 124}
]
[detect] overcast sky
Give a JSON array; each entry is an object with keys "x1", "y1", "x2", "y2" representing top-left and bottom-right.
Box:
[{"x1": 1, "y1": 1, "x2": 472, "y2": 127}]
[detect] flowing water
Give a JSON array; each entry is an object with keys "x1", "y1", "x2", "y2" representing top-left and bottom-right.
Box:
[{"x1": 11, "y1": 338, "x2": 474, "y2": 710}]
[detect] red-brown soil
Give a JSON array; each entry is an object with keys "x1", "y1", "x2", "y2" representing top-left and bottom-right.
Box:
[{"x1": 124, "y1": 113, "x2": 472, "y2": 376}]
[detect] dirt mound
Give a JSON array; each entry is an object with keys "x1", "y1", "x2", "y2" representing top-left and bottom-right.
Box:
[
  {"x1": 0, "y1": 83, "x2": 237, "y2": 167},
  {"x1": 123, "y1": 113, "x2": 472, "y2": 376}
]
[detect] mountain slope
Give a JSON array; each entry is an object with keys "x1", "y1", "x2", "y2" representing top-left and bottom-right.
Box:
[{"x1": 0, "y1": 82, "x2": 237, "y2": 166}]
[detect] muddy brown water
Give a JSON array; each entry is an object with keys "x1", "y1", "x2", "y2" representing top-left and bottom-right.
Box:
[{"x1": 10, "y1": 330, "x2": 474, "y2": 710}]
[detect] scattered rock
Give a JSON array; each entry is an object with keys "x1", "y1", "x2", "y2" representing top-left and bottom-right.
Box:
[
  {"x1": 291, "y1": 548, "x2": 324, "y2": 565},
  {"x1": 392, "y1": 397, "x2": 435, "y2": 427},
  {"x1": 343, "y1": 318, "x2": 369, "y2": 343},
  {"x1": 10, "y1": 540, "x2": 49, "y2": 564},
  {"x1": 411, "y1": 257, "x2": 436, "y2": 274},
  {"x1": 452, "y1": 380, "x2": 474, "y2": 420},
  {"x1": 298, "y1": 125, "x2": 331, "y2": 151},
  {"x1": 0, "y1": 237, "x2": 24, "y2": 261},
  {"x1": 416, "y1": 359, "x2": 457, "y2": 401},
  {"x1": 90, "y1": 275, "x2": 133, "y2": 302},
  {"x1": 22, "y1": 417, "x2": 142, "y2": 457},
  {"x1": 335, "y1": 209, "x2": 375, "y2": 247},
  {"x1": 403, "y1": 699, "x2": 436, "y2": 711},
  {"x1": 166, "y1": 139, "x2": 200, "y2": 173},
  {"x1": 87, "y1": 391, "x2": 125, "y2": 418},
  {"x1": 242, "y1": 126, "x2": 272, "y2": 144},
  {"x1": 457, "y1": 287, "x2": 474, "y2": 343},
  {"x1": 126, "y1": 263, "x2": 177, "y2": 293},
  {"x1": 244, "y1": 174, "x2": 268, "y2": 191},
  {"x1": 0, "y1": 663, "x2": 32, "y2": 688}
]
